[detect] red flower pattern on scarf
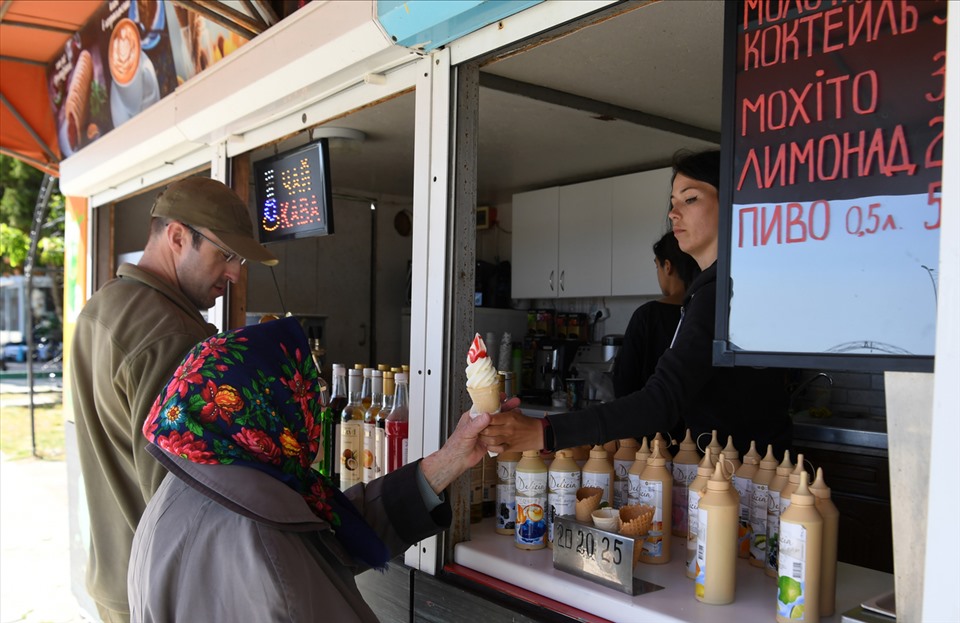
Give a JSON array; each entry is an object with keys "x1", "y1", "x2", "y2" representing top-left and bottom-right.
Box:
[
  {"x1": 157, "y1": 431, "x2": 217, "y2": 463},
  {"x1": 233, "y1": 428, "x2": 282, "y2": 464}
]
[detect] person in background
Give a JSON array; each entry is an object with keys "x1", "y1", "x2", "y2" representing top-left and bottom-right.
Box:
[
  {"x1": 128, "y1": 317, "x2": 507, "y2": 622},
  {"x1": 612, "y1": 230, "x2": 700, "y2": 398},
  {"x1": 480, "y1": 150, "x2": 790, "y2": 458},
  {"x1": 71, "y1": 177, "x2": 277, "y2": 622}
]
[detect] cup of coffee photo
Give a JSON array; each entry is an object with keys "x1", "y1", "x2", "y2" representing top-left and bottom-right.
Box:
[{"x1": 109, "y1": 18, "x2": 144, "y2": 111}]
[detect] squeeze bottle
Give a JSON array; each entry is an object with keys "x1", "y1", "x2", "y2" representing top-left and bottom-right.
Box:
[
  {"x1": 514, "y1": 450, "x2": 548, "y2": 550},
  {"x1": 749, "y1": 445, "x2": 778, "y2": 567},
  {"x1": 547, "y1": 450, "x2": 580, "y2": 548},
  {"x1": 776, "y1": 472, "x2": 822, "y2": 623},
  {"x1": 766, "y1": 451, "x2": 794, "y2": 577},
  {"x1": 686, "y1": 447, "x2": 714, "y2": 579},
  {"x1": 638, "y1": 441, "x2": 673, "y2": 564},
  {"x1": 582, "y1": 445, "x2": 615, "y2": 507},
  {"x1": 735, "y1": 441, "x2": 761, "y2": 558},
  {"x1": 672, "y1": 429, "x2": 701, "y2": 537},
  {"x1": 810, "y1": 467, "x2": 839, "y2": 617},
  {"x1": 613, "y1": 438, "x2": 639, "y2": 508},
  {"x1": 695, "y1": 462, "x2": 738, "y2": 605},
  {"x1": 495, "y1": 451, "x2": 522, "y2": 535},
  {"x1": 627, "y1": 438, "x2": 651, "y2": 507}
]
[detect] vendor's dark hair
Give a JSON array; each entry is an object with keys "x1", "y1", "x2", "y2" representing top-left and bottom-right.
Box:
[
  {"x1": 654, "y1": 231, "x2": 700, "y2": 288},
  {"x1": 672, "y1": 149, "x2": 721, "y2": 191}
]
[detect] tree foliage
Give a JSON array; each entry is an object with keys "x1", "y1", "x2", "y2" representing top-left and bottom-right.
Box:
[{"x1": 0, "y1": 155, "x2": 65, "y2": 275}]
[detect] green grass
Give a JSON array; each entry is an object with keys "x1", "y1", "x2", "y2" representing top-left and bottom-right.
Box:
[{"x1": 0, "y1": 401, "x2": 65, "y2": 460}]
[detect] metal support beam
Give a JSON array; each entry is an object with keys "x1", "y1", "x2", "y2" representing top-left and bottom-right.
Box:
[
  {"x1": 0, "y1": 93, "x2": 59, "y2": 163},
  {"x1": 479, "y1": 72, "x2": 721, "y2": 144}
]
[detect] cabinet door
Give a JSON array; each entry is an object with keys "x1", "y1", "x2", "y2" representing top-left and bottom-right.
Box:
[
  {"x1": 557, "y1": 179, "x2": 611, "y2": 297},
  {"x1": 511, "y1": 187, "x2": 559, "y2": 299},
  {"x1": 610, "y1": 168, "x2": 673, "y2": 296}
]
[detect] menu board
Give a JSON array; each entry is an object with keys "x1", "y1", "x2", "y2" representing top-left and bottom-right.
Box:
[
  {"x1": 716, "y1": 0, "x2": 946, "y2": 371},
  {"x1": 47, "y1": 0, "x2": 248, "y2": 158}
]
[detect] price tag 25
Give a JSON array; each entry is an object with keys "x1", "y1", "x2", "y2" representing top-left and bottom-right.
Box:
[{"x1": 552, "y1": 517, "x2": 637, "y2": 595}]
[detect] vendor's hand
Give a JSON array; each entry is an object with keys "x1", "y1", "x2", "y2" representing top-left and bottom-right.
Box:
[
  {"x1": 480, "y1": 410, "x2": 544, "y2": 454},
  {"x1": 421, "y1": 411, "x2": 490, "y2": 495}
]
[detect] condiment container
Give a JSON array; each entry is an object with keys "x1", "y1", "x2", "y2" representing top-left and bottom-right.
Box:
[
  {"x1": 686, "y1": 447, "x2": 714, "y2": 579},
  {"x1": 810, "y1": 467, "x2": 839, "y2": 617},
  {"x1": 766, "y1": 451, "x2": 794, "y2": 577},
  {"x1": 515, "y1": 450, "x2": 547, "y2": 550},
  {"x1": 673, "y1": 429, "x2": 701, "y2": 537},
  {"x1": 638, "y1": 441, "x2": 673, "y2": 564},
  {"x1": 749, "y1": 445, "x2": 778, "y2": 567},
  {"x1": 582, "y1": 445, "x2": 615, "y2": 507},
  {"x1": 695, "y1": 462, "x2": 738, "y2": 605},
  {"x1": 547, "y1": 449, "x2": 580, "y2": 548},
  {"x1": 613, "y1": 438, "x2": 639, "y2": 509},
  {"x1": 735, "y1": 440, "x2": 761, "y2": 558},
  {"x1": 776, "y1": 472, "x2": 822, "y2": 623},
  {"x1": 495, "y1": 451, "x2": 522, "y2": 535}
]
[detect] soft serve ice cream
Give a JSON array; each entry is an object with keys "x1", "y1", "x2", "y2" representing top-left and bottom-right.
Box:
[{"x1": 466, "y1": 333, "x2": 500, "y2": 415}]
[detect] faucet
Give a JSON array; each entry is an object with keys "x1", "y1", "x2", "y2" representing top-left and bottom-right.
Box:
[{"x1": 789, "y1": 372, "x2": 834, "y2": 416}]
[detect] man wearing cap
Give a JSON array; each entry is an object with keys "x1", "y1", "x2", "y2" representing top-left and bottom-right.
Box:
[{"x1": 71, "y1": 177, "x2": 277, "y2": 622}]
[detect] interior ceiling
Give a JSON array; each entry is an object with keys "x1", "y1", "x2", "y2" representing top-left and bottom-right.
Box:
[{"x1": 318, "y1": 0, "x2": 724, "y2": 205}]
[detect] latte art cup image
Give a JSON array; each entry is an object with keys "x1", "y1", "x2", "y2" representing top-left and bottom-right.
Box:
[{"x1": 109, "y1": 18, "x2": 141, "y2": 86}]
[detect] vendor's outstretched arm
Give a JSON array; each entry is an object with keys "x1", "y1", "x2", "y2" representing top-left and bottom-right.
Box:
[{"x1": 480, "y1": 408, "x2": 544, "y2": 454}]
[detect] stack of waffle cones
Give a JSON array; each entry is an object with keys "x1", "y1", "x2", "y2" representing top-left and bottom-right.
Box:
[
  {"x1": 575, "y1": 487, "x2": 603, "y2": 521},
  {"x1": 619, "y1": 504, "x2": 655, "y2": 567}
]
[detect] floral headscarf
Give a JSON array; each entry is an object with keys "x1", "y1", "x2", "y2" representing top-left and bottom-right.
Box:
[{"x1": 143, "y1": 316, "x2": 389, "y2": 569}]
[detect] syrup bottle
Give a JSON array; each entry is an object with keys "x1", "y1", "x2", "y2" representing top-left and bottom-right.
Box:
[
  {"x1": 810, "y1": 467, "x2": 839, "y2": 617},
  {"x1": 581, "y1": 445, "x2": 615, "y2": 507},
  {"x1": 776, "y1": 472, "x2": 822, "y2": 623},
  {"x1": 613, "y1": 438, "x2": 639, "y2": 509},
  {"x1": 749, "y1": 445, "x2": 778, "y2": 567},
  {"x1": 695, "y1": 462, "x2": 738, "y2": 605},
  {"x1": 766, "y1": 450, "x2": 794, "y2": 578},
  {"x1": 673, "y1": 429, "x2": 701, "y2": 537},
  {"x1": 734, "y1": 440, "x2": 761, "y2": 558},
  {"x1": 686, "y1": 447, "x2": 714, "y2": 579},
  {"x1": 638, "y1": 440, "x2": 673, "y2": 564}
]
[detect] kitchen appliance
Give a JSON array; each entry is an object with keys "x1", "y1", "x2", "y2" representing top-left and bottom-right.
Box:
[
  {"x1": 527, "y1": 339, "x2": 580, "y2": 401},
  {"x1": 601, "y1": 334, "x2": 624, "y2": 362}
]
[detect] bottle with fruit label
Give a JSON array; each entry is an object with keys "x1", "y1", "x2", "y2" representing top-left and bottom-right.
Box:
[{"x1": 339, "y1": 368, "x2": 364, "y2": 490}]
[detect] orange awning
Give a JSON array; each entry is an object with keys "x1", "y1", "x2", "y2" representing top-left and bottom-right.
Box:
[{"x1": 0, "y1": 0, "x2": 102, "y2": 176}]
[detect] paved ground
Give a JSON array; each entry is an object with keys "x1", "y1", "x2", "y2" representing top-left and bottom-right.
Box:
[{"x1": 1, "y1": 366, "x2": 86, "y2": 623}]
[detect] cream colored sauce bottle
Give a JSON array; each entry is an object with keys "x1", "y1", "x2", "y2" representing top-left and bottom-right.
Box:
[
  {"x1": 766, "y1": 450, "x2": 795, "y2": 577},
  {"x1": 721, "y1": 435, "x2": 742, "y2": 473},
  {"x1": 734, "y1": 440, "x2": 761, "y2": 558},
  {"x1": 810, "y1": 467, "x2": 839, "y2": 617},
  {"x1": 547, "y1": 450, "x2": 580, "y2": 548},
  {"x1": 581, "y1": 445, "x2": 615, "y2": 507},
  {"x1": 779, "y1": 453, "x2": 806, "y2": 519},
  {"x1": 749, "y1": 445, "x2": 779, "y2": 567},
  {"x1": 673, "y1": 429, "x2": 701, "y2": 537},
  {"x1": 627, "y1": 437, "x2": 651, "y2": 506},
  {"x1": 495, "y1": 451, "x2": 522, "y2": 535},
  {"x1": 515, "y1": 450, "x2": 548, "y2": 550},
  {"x1": 638, "y1": 441, "x2": 673, "y2": 564},
  {"x1": 776, "y1": 472, "x2": 822, "y2": 623},
  {"x1": 695, "y1": 462, "x2": 739, "y2": 605},
  {"x1": 613, "y1": 438, "x2": 639, "y2": 509},
  {"x1": 686, "y1": 447, "x2": 714, "y2": 579}
]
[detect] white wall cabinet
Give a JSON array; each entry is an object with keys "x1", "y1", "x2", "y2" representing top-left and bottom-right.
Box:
[
  {"x1": 511, "y1": 187, "x2": 560, "y2": 299},
  {"x1": 511, "y1": 168, "x2": 672, "y2": 299},
  {"x1": 610, "y1": 168, "x2": 673, "y2": 295}
]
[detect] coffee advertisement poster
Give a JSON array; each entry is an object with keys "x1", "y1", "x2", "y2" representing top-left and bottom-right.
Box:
[{"x1": 47, "y1": 0, "x2": 249, "y2": 158}]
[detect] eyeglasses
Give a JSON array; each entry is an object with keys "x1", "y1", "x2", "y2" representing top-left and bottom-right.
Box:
[{"x1": 182, "y1": 223, "x2": 246, "y2": 265}]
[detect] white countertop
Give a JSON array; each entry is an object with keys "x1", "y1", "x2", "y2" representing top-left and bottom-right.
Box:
[{"x1": 454, "y1": 518, "x2": 893, "y2": 623}]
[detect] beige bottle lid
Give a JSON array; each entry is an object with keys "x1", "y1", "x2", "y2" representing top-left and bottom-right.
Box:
[
  {"x1": 554, "y1": 449, "x2": 572, "y2": 459},
  {"x1": 706, "y1": 461, "x2": 730, "y2": 491},
  {"x1": 787, "y1": 454, "x2": 806, "y2": 484},
  {"x1": 721, "y1": 435, "x2": 740, "y2": 461},
  {"x1": 809, "y1": 467, "x2": 831, "y2": 498},
  {"x1": 679, "y1": 429, "x2": 697, "y2": 451},
  {"x1": 776, "y1": 450, "x2": 795, "y2": 476},
  {"x1": 697, "y1": 447, "x2": 714, "y2": 476},
  {"x1": 759, "y1": 445, "x2": 779, "y2": 470},
  {"x1": 791, "y1": 472, "x2": 815, "y2": 505},
  {"x1": 636, "y1": 437, "x2": 651, "y2": 460},
  {"x1": 648, "y1": 441, "x2": 667, "y2": 466},
  {"x1": 742, "y1": 440, "x2": 761, "y2": 465},
  {"x1": 707, "y1": 429, "x2": 723, "y2": 452},
  {"x1": 522, "y1": 450, "x2": 541, "y2": 458},
  {"x1": 589, "y1": 445, "x2": 609, "y2": 458}
]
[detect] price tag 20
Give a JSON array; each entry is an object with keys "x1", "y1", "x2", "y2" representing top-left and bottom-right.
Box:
[{"x1": 552, "y1": 517, "x2": 637, "y2": 595}]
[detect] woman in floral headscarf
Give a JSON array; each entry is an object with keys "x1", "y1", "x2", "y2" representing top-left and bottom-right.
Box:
[{"x1": 128, "y1": 316, "x2": 508, "y2": 622}]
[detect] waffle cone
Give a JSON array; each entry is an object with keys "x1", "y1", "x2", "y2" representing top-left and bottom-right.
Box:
[
  {"x1": 619, "y1": 505, "x2": 655, "y2": 566},
  {"x1": 575, "y1": 487, "x2": 603, "y2": 522},
  {"x1": 467, "y1": 383, "x2": 501, "y2": 415}
]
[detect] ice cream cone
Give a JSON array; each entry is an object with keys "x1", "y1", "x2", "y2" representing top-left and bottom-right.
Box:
[
  {"x1": 575, "y1": 487, "x2": 603, "y2": 522},
  {"x1": 619, "y1": 504, "x2": 655, "y2": 567},
  {"x1": 468, "y1": 383, "x2": 501, "y2": 416}
]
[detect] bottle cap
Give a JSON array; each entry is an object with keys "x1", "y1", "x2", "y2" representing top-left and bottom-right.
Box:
[
  {"x1": 790, "y1": 472, "x2": 815, "y2": 505},
  {"x1": 742, "y1": 440, "x2": 761, "y2": 465},
  {"x1": 722, "y1": 435, "x2": 740, "y2": 460},
  {"x1": 395, "y1": 372, "x2": 408, "y2": 383},
  {"x1": 589, "y1": 445, "x2": 609, "y2": 458},
  {"x1": 697, "y1": 448, "x2": 714, "y2": 475},
  {"x1": 522, "y1": 449, "x2": 540, "y2": 458},
  {"x1": 776, "y1": 450, "x2": 794, "y2": 476},
  {"x1": 810, "y1": 467, "x2": 832, "y2": 498},
  {"x1": 759, "y1": 445, "x2": 779, "y2": 469},
  {"x1": 679, "y1": 429, "x2": 696, "y2": 451},
  {"x1": 788, "y1": 454, "x2": 806, "y2": 484},
  {"x1": 707, "y1": 461, "x2": 730, "y2": 490}
]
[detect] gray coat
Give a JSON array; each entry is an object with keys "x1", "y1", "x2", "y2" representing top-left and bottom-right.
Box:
[{"x1": 129, "y1": 447, "x2": 450, "y2": 622}]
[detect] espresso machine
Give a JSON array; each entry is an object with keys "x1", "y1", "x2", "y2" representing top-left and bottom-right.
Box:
[{"x1": 527, "y1": 339, "x2": 580, "y2": 403}]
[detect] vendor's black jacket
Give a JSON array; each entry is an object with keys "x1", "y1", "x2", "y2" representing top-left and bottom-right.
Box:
[{"x1": 548, "y1": 262, "x2": 791, "y2": 456}]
